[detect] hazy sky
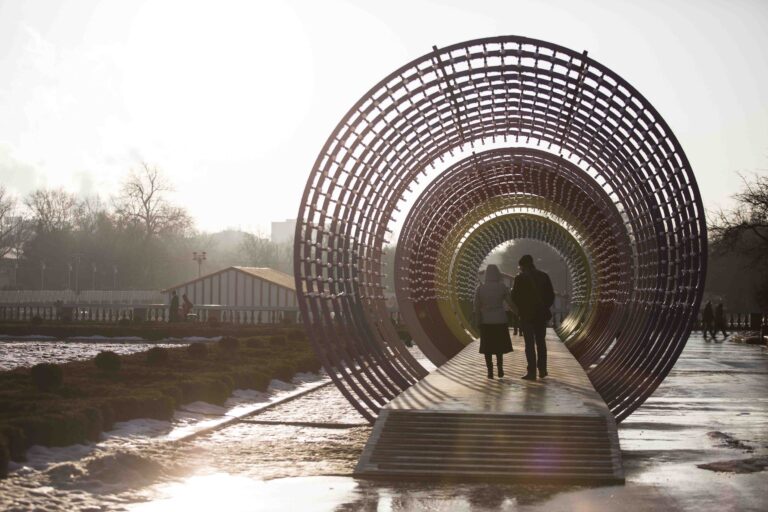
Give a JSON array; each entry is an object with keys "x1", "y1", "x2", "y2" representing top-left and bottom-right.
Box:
[{"x1": 0, "y1": 0, "x2": 766, "y2": 234}]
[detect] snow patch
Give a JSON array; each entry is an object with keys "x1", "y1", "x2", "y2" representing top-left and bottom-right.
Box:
[
  {"x1": 0, "y1": 334, "x2": 58, "y2": 340},
  {"x1": 268, "y1": 379, "x2": 295, "y2": 391}
]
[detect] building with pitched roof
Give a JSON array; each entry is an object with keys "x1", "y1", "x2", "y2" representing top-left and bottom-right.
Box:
[{"x1": 162, "y1": 266, "x2": 298, "y2": 323}]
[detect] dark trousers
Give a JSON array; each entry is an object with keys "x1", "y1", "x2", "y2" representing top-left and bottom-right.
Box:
[
  {"x1": 714, "y1": 321, "x2": 728, "y2": 338},
  {"x1": 521, "y1": 320, "x2": 547, "y2": 374},
  {"x1": 484, "y1": 353, "x2": 503, "y2": 371}
]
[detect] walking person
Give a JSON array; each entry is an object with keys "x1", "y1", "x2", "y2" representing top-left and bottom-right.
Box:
[
  {"x1": 509, "y1": 310, "x2": 520, "y2": 336},
  {"x1": 169, "y1": 290, "x2": 179, "y2": 323},
  {"x1": 714, "y1": 302, "x2": 728, "y2": 339},
  {"x1": 512, "y1": 255, "x2": 555, "y2": 380},
  {"x1": 702, "y1": 301, "x2": 715, "y2": 340},
  {"x1": 181, "y1": 293, "x2": 193, "y2": 321},
  {"x1": 473, "y1": 264, "x2": 514, "y2": 379}
]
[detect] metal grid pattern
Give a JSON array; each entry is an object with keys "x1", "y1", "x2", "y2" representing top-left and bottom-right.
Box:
[{"x1": 294, "y1": 36, "x2": 707, "y2": 423}]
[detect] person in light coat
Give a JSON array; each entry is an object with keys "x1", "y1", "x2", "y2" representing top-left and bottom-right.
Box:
[{"x1": 474, "y1": 264, "x2": 514, "y2": 379}]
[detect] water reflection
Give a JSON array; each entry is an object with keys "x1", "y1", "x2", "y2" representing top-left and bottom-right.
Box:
[
  {"x1": 131, "y1": 474, "x2": 581, "y2": 512},
  {"x1": 129, "y1": 475, "x2": 358, "y2": 512}
]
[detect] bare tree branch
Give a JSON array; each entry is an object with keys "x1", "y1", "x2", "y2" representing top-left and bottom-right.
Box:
[
  {"x1": 113, "y1": 162, "x2": 193, "y2": 240},
  {"x1": 709, "y1": 172, "x2": 768, "y2": 260},
  {"x1": 0, "y1": 186, "x2": 26, "y2": 258},
  {"x1": 23, "y1": 188, "x2": 78, "y2": 233}
]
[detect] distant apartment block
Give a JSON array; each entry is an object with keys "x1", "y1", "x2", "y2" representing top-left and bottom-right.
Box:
[{"x1": 270, "y1": 218, "x2": 296, "y2": 244}]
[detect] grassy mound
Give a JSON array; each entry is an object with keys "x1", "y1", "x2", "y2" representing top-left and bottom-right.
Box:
[{"x1": 0, "y1": 334, "x2": 319, "y2": 477}]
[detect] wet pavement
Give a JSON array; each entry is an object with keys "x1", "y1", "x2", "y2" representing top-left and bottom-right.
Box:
[{"x1": 0, "y1": 334, "x2": 766, "y2": 511}]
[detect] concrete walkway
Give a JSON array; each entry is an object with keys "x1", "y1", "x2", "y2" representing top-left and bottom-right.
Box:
[{"x1": 356, "y1": 330, "x2": 624, "y2": 483}]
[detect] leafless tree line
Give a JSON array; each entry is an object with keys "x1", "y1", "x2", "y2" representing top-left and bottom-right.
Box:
[
  {"x1": 1, "y1": 163, "x2": 292, "y2": 291},
  {"x1": 707, "y1": 172, "x2": 768, "y2": 310}
]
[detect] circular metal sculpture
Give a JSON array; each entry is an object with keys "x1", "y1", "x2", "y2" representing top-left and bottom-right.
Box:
[{"x1": 294, "y1": 36, "x2": 707, "y2": 423}]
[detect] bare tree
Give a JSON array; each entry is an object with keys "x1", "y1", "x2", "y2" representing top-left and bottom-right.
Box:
[
  {"x1": 709, "y1": 172, "x2": 768, "y2": 309},
  {"x1": 709, "y1": 172, "x2": 768, "y2": 258},
  {"x1": 74, "y1": 195, "x2": 110, "y2": 234},
  {"x1": 239, "y1": 232, "x2": 292, "y2": 274},
  {"x1": 0, "y1": 186, "x2": 26, "y2": 258},
  {"x1": 113, "y1": 162, "x2": 193, "y2": 239},
  {"x1": 24, "y1": 188, "x2": 78, "y2": 233}
]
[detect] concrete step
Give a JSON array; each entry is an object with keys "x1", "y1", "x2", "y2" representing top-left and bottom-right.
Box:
[
  {"x1": 382, "y1": 423, "x2": 608, "y2": 433},
  {"x1": 375, "y1": 460, "x2": 617, "y2": 473},
  {"x1": 377, "y1": 432, "x2": 610, "y2": 443},
  {"x1": 364, "y1": 467, "x2": 621, "y2": 484},
  {"x1": 371, "y1": 446, "x2": 614, "y2": 457},
  {"x1": 371, "y1": 456, "x2": 617, "y2": 469},
  {"x1": 357, "y1": 410, "x2": 623, "y2": 482}
]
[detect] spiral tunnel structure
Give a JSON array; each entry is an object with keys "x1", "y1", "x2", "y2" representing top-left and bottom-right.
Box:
[{"x1": 294, "y1": 36, "x2": 707, "y2": 423}]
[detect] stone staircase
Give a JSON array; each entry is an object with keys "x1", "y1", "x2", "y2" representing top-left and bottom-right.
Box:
[{"x1": 356, "y1": 410, "x2": 624, "y2": 483}]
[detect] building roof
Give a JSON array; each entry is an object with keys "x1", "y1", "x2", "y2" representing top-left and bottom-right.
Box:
[
  {"x1": 234, "y1": 267, "x2": 295, "y2": 291},
  {"x1": 162, "y1": 266, "x2": 296, "y2": 293}
]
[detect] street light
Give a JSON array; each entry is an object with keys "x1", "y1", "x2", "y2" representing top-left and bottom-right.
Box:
[
  {"x1": 113, "y1": 264, "x2": 118, "y2": 289},
  {"x1": 91, "y1": 263, "x2": 97, "y2": 290},
  {"x1": 40, "y1": 261, "x2": 46, "y2": 290},
  {"x1": 67, "y1": 263, "x2": 73, "y2": 290},
  {"x1": 192, "y1": 251, "x2": 207, "y2": 277}
]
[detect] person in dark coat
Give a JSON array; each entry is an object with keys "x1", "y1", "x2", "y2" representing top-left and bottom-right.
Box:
[
  {"x1": 169, "y1": 291, "x2": 179, "y2": 322},
  {"x1": 714, "y1": 302, "x2": 728, "y2": 339},
  {"x1": 473, "y1": 264, "x2": 514, "y2": 379},
  {"x1": 508, "y1": 310, "x2": 520, "y2": 336},
  {"x1": 701, "y1": 301, "x2": 715, "y2": 340},
  {"x1": 512, "y1": 255, "x2": 555, "y2": 380}
]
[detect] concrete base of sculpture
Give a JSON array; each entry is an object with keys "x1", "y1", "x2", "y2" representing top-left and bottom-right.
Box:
[{"x1": 355, "y1": 331, "x2": 624, "y2": 483}]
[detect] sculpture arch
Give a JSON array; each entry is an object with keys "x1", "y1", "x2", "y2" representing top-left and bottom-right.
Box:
[{"x1": 294, "y1": 36, "x2": 707, "y2": 423}]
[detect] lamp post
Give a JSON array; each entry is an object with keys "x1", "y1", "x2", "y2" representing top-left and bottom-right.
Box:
[
  {"x1": 40, "y1": 261, "x2": 46, "y2": 290},
  {"x1": 192, "y1": 251, "x2": 207, "y2": 277},
  {"x1": 113, "y1": 264, "x2": 118, "y2": 289},
  {"x1": 67, "y1": 263, "x2": 73, "y2": 290},
  {"x1": 91, "y1": 263, "x2": 97, "y2": 290}
]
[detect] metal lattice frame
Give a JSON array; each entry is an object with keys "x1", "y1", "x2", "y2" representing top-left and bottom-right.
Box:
[
  {"x1": 396, "y1": 148, "x2": 628, "y2": 366},
  {"x1": 294, "y1": 36, "x2": 707, "y2": 423}
]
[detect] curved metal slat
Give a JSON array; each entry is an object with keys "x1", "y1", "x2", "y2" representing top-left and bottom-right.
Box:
[{"x1": 294, "y1": 36, "x2": 706, "y2": 423}]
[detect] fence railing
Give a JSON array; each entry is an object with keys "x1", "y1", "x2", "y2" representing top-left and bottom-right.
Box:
[
  {"x1": 692, "y1": 312, "x2": 767, "y2": 332},
  {"x1": 0, "y1": 290, "x2": 164, "y2": 305},
  {"x1": 0, "y1": 303, "x2": 301, "y2": 325},
  {"x1": 2, "y1": 302, "x2": 764, "y2": 333}
]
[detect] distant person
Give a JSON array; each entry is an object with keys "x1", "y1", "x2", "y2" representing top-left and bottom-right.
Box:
[
  {"x1": 714, "y1": 302, "x2": 728, "y2": 339},
  {"x1": 702, "y1": 301, "x2": 715, "y2": 340},
  {"x1": 169, "y1": 291, "x2": 179, "y2": 322},
  {"x1": 512, "y1": 255, "x2": 555, "y2": 380},
  {"x1": 509, "y1": 310, "x2": 520, "y2": 336},
  {"x1": 54, "y1": 299, "x2": 63, "y2": 321},
  {"x1": 181, "y1": 293, "x2": 193, "y2": 320},
  {"x1": 473, "y1": 264, "x2": 514, "y2": 379}
]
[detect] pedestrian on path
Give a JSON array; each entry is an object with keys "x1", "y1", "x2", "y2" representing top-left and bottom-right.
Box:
[
  {"x1": 169, "y1": 290, "x2": 179, "y2": 323},
  {"x1": 512, "y1": 255, "x2": 555, "y2": 380},
  {"x1": 702, "y1": 301, "x2": 715, "y2": 340},
  {"x1": 714, "y1": 302, "x2": 728, "y2": 340},
  {"x1": 473, "y1": 264, "x2": 514, "y2": 379},
  {"x1": 181, "y1": 293, "x2": 193, "y2": 320}
]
